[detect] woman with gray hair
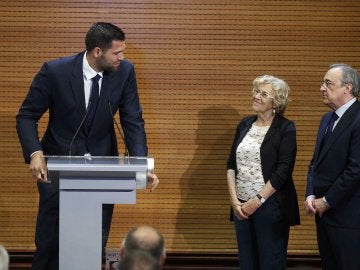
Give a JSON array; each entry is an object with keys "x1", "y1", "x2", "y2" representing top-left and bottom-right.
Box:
[{"x1": 227, "y1": 75, "x2": 300, "y2": 269}]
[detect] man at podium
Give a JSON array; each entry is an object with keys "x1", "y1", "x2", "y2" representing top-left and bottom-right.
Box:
[{"x1": 16, "y1": 22, "x2": 159, "y2": 270}]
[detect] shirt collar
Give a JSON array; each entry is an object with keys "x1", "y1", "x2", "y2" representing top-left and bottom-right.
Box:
[
  {"x1": 335, "y1": 97, "x2": 356, "y2": 118},
  {"x1": 83, "y1": 51, "x2": 103, "y2": 80}
]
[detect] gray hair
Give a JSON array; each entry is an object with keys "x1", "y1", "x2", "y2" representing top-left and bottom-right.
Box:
[
  {"x1": 124, "y1": 226, "x2": 165, "y2": 262},
  {"x1": 253, "y1": 75, "x2": 290, "y2": 115},
  {"x1": 117, "y1": 250, "x2": 160, "y2": 270},
  {"x1": 329, "y1": 63, "x2": 360, "y2": 96}
]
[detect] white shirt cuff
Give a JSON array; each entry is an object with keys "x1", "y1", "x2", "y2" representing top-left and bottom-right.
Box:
[
  {"x1": 306, "y1": 195, "x2": 315, "y2": 202},
  {"x1": 30, "y1": 150, "x2": 43, "y2": 158}
]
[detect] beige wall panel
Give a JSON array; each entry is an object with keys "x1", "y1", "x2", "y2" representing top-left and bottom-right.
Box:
[{"x1": 1, "y1": 0, "x2": 360, "y2": 255}]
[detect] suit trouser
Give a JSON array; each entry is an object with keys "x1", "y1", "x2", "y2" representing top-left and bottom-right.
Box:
[
  {"x1": 32, "y1": 182, "x2": 114, "y2": 270},
  {"x1": 233, "y1": 196, "x2": 289, "y2": 270},
  {"x1": 316, "y1": 216, "x2": 360, "y2": 270}
]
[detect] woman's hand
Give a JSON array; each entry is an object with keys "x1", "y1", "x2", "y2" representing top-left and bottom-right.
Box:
[
  {"x1": 241, "y1": 197, "x2": 261, "y2": 217},
  {"x1": 232, "y1": 202, "x2": 248, "y2": 220}
]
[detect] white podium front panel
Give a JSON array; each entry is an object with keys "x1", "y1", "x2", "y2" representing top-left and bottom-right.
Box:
[{"x1": 45, "y1": 156, "x2": 153, "y2": 270}]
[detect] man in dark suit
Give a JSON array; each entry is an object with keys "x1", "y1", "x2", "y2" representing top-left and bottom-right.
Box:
[
  {"x1": 16, "y1": 22, "x2": 159, "y2": 270},
  {"x1": 305, "y1": 63, "x2": 360, "y2": 270}
]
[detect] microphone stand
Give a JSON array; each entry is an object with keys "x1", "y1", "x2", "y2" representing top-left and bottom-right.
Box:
[
  {"x1": 69, "y1": 101, "x2": 92, "y2": 156},
  {"x1": 107, "y1": 101, "x2": 129, "y2": 158}
]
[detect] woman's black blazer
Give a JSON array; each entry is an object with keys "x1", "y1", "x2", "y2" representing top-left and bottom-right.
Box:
[{"x1": 227, "y1": 114, "x2": 300, "y2": 226}]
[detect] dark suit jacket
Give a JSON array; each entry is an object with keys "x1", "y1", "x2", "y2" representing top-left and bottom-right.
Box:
[
  {"x1": 227, "y1": 114, "x2": 300, "y2": 226},
  {"x1": 16, "y1": 51, "x2": 147, "y2": 162},
  {"x1": 306, "y1": 100, "x2": 360, "y2": 229}
]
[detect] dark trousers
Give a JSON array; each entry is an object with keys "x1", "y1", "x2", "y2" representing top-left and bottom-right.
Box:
[
  {"x1": 316, "y1": 216, "x2": 360, "y2": 270},
  {"x1": 32, "y1": 182, "x2": 114, "y2": 270},
  {"x1": 233, "y1": 197, "x2": 289, "y2": 270}
]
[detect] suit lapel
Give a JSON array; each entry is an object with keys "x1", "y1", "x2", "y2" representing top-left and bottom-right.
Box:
[
  {"x1": 70, "y1": 52, "x2": 87, "y2": 117},
  {"x1": 262, "y1": 115, "x2": 279, "y2": 145},
  {"x1": 236, "y1": 116, "x2": 255, "y2": 146},
  {"x1": 316, "y1": 101, "x2": 360, "y2": 164},
  {"x1": 314, "y1": 112, "x2": 331, "y2": 160},
  {"x1": 236, "y1": 114, "x2": 279, "y2": 147}
]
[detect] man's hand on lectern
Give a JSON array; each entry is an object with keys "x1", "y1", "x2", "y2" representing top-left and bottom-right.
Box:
[
  {"x1": 29, "y1": 151, "x2": 48, "y2": 183},
  {"x1": 147, "y1": 172, "x2": 159, "y2": 192}
]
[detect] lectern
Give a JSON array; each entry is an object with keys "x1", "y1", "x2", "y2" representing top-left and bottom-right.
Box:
[{"x1": 46, "y1": 156, "x2": 154, "y2": 270}]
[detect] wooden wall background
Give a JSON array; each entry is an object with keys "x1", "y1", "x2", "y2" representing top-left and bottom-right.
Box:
[{"x1": 1, "y1": 0, "x2": 360, "y2": 256}]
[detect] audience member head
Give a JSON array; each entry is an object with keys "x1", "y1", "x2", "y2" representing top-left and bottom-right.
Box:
[
  {"x1": 117, "y1": 250, "x2": 160, "y2": 270},
  {"x1": 120, "y1": 226, "x2": 166, "y2": 266}
]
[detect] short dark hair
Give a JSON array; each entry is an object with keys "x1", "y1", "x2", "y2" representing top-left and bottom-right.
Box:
[
  {"x1": 124, "y1": 227, "x2": 165, "y2": 261},
  {"x1": 85, "y1": 22, "x2": 125, "y2": 52}
]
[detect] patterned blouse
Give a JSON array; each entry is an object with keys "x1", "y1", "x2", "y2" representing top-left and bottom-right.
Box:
[{"x1": 235, "y1": 123, "x2": 270, "y2": 201}]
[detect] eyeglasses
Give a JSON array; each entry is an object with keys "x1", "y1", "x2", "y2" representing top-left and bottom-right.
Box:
[
  {"x1": 321, "y1": 79, "x2": 350, "y2": 90},
  {"x1": 252, "y1": 89, "x2": 274, "y2": 99},
  {"x1": 320, "y1": 79, "x2": 335, "y2": 89}
]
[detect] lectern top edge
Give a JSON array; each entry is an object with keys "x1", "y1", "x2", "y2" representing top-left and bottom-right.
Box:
[{"x1": 45, "y1": 155, "x2": 154, "y2": 190}]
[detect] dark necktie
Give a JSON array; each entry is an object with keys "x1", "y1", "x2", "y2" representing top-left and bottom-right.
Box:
[
  {"x1": 321, "y1": 112, "x2": 338, "y2": 149},
  {"x1": 86, "y1": 74, "x2": 101, "y2": 131}
]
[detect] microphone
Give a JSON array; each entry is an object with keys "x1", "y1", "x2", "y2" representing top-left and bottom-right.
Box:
[
  {"x1": 68, "y1": 101, "x2": 92, "y2": 156},
  {"x1": 107, "y1": 100, "x2": 129, "y2": 157}
]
